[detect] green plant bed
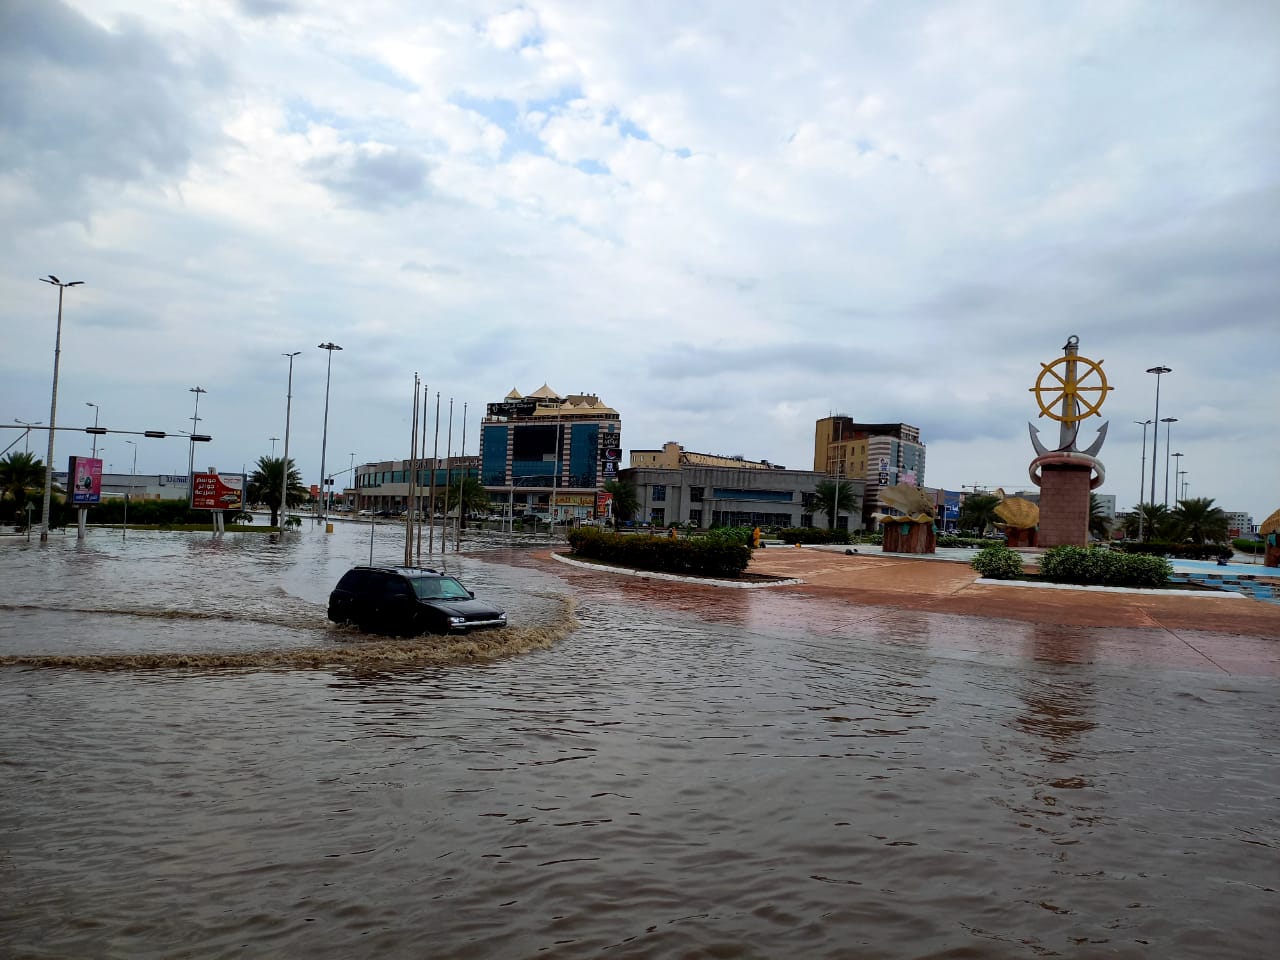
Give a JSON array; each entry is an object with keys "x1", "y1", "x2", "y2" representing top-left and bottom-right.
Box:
[{"x1": 567, "y1": 527, "x2": 751, "y2": 578}]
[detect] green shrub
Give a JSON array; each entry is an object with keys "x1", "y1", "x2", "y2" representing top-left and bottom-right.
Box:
[
  {"x1": 566, "y1": 527, "x2": 751, "y2": 578},
  {"x1": 1041, "y1": 545, "x2": 1171, "y2": 587},
  {"x1": 1113, "y1": 541, "x2": 1229, "y2": 561},
  {"x1": 1233, "y1": 538, "x2": 1264, "y2": 555},
  {"x1": 937, "y1": 534, "x2": 989, "y2": 548},
  {"x1": 971, "y1": 543, "x2": 1024, "y2": 579}
]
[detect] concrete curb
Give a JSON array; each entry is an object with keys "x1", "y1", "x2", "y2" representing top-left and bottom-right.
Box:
[
  {"x1": 974, "y1": 577, "x2": 1245, "y2": 598},
  {"x1": 551, "y1": 551, "x2": 804, "y2": 589}
]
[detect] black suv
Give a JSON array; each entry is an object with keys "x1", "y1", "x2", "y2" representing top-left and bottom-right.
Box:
[{"x1": 327, "y1": 566, "x2": 507, "y2": 636}]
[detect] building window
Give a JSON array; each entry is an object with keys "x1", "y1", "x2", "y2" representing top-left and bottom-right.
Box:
[
  {"x1": 651, "y1": 484, "x2": 666, "y2": 502},
  {"x1": 650, "y1": 508, "x2": 665, "y2": 526},
  {"x1": 690, "y1": 486, "x2": 703, "y2": 502},
  {"x1": 689, "y1": 509, "x2": 701, "y2": 527}
]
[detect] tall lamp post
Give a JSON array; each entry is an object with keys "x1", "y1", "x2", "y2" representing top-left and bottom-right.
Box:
[
  {"x1": 1170, "y1": 452, "x2": 1184, "y2": 506},
  {"x1": 38, "y1": 275, "x2": 84, "y2": 542},
  {"x1": 1134, "y1": 419, "x2": 1152, "y2": 540},
  {"x1": 15, "y1": 418, "x2": 42, "y2": 454},
  {"x1": 123, "y1": 439, "x2": 137, "y2": 541},
  {"x1": 280, "y1": 352, "x2": 301, "y2": 532},
  {"x1": 270, "y1": 437, "x2": 279, "y2": 457},
  {"x1": 187, "y1": 387, "x2": 207, "y2": 484},
  {"x1": 85, "y1": 402, "x2": 100, "y2": 457},
  {"x1": 1161, "y1": 417, "x2": 1178, "y2": 507},
  {"x1": 1145, "y1": 365, "x2": 1171, "y2": 510},
  {"x1": 317, "y1": 341, "x2": 343, "y2": 522}
]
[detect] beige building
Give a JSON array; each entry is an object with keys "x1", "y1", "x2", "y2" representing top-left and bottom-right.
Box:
[{"x1": 815, "y1": 417, "x2": 927, "y2": 528}]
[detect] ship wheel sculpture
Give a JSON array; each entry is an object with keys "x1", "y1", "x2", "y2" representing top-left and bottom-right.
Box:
[
  {"x1": 1030, "y1": 353, "x2": 1111, "y2": 422},
  {"x1": 1027, "y1": 335, "x2": 1109, "y2": 490}
]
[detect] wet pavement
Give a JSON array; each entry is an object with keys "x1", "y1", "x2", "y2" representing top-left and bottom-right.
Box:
[{"x1": 2, "y1": 526, "x2": 1278, "y2": 958}]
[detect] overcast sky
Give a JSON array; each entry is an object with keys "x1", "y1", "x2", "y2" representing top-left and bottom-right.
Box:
[{"x1": 2, "y1": 0, "x2": 1276, "y2": 519}]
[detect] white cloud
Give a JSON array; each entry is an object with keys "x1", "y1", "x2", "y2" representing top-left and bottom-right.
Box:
[{"x1": 1, "y1": 0, "x2": 1277, "y2": 518}]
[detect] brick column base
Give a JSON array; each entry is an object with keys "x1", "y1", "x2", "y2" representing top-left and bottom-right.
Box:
[{"x1": 1038, "y1": 465, "x2": 1093, "y2": 547}]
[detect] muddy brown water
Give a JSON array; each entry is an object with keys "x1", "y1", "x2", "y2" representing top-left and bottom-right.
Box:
[{"x1": 1, "y1": 524, "x2": 1277, "y2": 958}]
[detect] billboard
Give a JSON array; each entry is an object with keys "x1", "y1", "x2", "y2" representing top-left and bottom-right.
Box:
[
  {"x1": 68, "y1": 456, "x2": 103, "y2": 505},
  {"x1": 191, "y1": 471, "x2": 244, "y2": 511}
]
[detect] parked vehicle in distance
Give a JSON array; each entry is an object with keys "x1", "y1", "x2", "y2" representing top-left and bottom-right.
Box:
[{"x1": 327, "y1": 566, "x2": 507, "y2": 636}]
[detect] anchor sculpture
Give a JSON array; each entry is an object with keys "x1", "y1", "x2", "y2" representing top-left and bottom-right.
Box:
[
  {"x1": 1028, "y1": 335, "x2": 1110, "y2": 489},
  {"x1": 1027, "y1": 335, "x2": 1111, "y2": 546}
]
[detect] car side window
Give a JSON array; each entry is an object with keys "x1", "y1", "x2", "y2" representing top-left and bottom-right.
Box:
[
  {"x1": 384, "y1": 576, "x2": 413, "y2": 598},
  {"x1": 338, "y1": 571, "x2": 367, "y2": 592}
]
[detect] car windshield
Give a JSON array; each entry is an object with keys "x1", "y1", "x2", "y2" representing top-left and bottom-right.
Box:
[{"x1": 410, "y1": 576, "x2": 470, "y2": 601}]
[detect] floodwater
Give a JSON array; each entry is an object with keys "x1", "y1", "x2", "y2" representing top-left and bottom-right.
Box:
[{"x1": 2, "y1": 523, "x2": 1277, "y2": 959}]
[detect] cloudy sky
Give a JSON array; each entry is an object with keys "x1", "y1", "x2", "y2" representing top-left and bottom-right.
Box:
[{"x1": 2, "y1": 0, "x2": 1276, "y2": 518}]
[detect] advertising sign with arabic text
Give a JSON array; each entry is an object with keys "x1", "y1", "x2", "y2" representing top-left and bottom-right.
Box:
[
  {"x1": 191, "y1": 472, "x2": 244, "y2": 511},
  {"x1": 68, "y1": 456, "x2": 103, "y2": 505}
]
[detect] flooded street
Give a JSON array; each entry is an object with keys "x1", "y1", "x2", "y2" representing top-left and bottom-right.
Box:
[{"x1": 2, "y1": 524, "x2": 1277, "y2": 958}]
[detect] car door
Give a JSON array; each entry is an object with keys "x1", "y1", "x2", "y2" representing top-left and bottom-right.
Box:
[{"x1": 376, "y1": 574, "x2": 418, "y2": 635}]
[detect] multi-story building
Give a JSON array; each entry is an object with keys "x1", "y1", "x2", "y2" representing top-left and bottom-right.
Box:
[
  {"x1": 1224, "y1": 512, "x2": 1253, "y2": 539},
  {"x1": 814, "y1": 417, "x2": 926, "y2": 528},
  {"x1": 354, "y1": 457, "x2": 479, "y2": 513},
  {"x1": 479, "y1": 384, "x2": 621, "y2": 522},
  {"x1": 622, "y1": 443, "x2": 850, "y2": 529}
]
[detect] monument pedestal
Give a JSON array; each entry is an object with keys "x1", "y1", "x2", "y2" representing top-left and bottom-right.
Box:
[
  {"x1": 1037, "y1": 465, "x2": 1092, "y2": 547},
  {"x1": 882, "y1": 521, "x2": 936, "y2": 554},
  {"x1": 1005, "y1": 526, "x2": 1038, "y2": 548}
]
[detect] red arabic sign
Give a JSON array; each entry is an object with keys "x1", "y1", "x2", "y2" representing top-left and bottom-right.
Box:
[{"x1": 191, "y1": 472, "x2": 243, "y2": 511}]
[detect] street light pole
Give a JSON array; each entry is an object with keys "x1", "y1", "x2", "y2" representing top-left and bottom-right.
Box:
[
  {"x1": 1171, "y1": 452, "x2": 1184, "y2": 506},
  {"x1": 280, "y1": 352, "x2": 301, "y2": 532},
  {"x1": 86, "y1": 402, "x2": 100, "y2": 457},
  {"x1": 1145, "y1": 366, "x2": 1171, "y2": 510},
  {"x1": 270, "y1": 437, "x2": 279, "y2": 457},
  {"x1": 15, "y1": 419, "x2": 42, "y2": 454},
  {"x1": 1161, "y1": 417, "x2": 1178, "y2": 508},
  {"x1": 124, "y1": 439, "x2": 136, "y2": 541},
  {"x1": 317, "y1": 342, "x2": 343, "y2": 522},
  {"x1": 38, "y1": 275, "x2": 84, "y2": 542},
  {"x1": 187, "y1": 387, "x2": 207, "y2": 486},
  {"x1": 1134, "y1": 419, "x2": 1152, "y2": 540}
]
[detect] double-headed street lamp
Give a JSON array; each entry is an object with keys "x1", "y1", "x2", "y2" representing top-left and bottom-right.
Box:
[
  {"x1": 187, "y1": 387, "x2": 207, "y2": 482},
  {"x1": 1161, "y1": 417, "x2": 1178, "y2": 507},
  {"x1": 317, "y1": 342, "x2": 343, "y2": 521},
  {"x1": 38, "y1": 275, "x2": 84, "y2": 542},
  {"x1": 1134, "y1": 419, "x2": 1153, "y2": 540},
  {"x1": 14, "y1": 418, "x2": 42, "y2": 454},
  {"x1": 86, "y1": 402, "x2": 100, "y2": 457},
  {"x1": 1171, "y1": 452, "x2": 1184, "y2": 506},
  {"x1": 280, "y1": 352, "x2": 301, "y2": 532},
  {"x1": 1145, "y1": 365, "x2": 1171, "y2": 510}
]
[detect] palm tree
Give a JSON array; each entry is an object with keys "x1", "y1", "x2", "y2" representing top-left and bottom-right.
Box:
[
  {"x1": 1089, "y1": 494, "x2": 1111, "y2": 541},
  {"x1": 441, "y1": 475, "x2": 491, "y2": 525},
  {"x1": 958, "y1": 493, "x2": 1001, "y2": 536},
  {"x1": 0, "y1": 451, "x2": 44, "y2": 506},
  {"x1": 813, "y1": 478, "x2": 858, "y2": 531},
  {"x1": 1136, "y1": 502, "x2": 1175, "y2": 542},
  {"x1": 246, "y1": 455, "x2": 307, "y2": 527},
  {"x1": 602, "y1": 478, "x2": 638, "y2": 524},
  {"x1": 1171, "y1": 496, "x2": 1229, "y2": 545}
]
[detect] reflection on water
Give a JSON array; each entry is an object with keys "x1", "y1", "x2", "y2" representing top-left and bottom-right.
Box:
[{"x1": 1, "y1": 526, "x2": 1277, "y2": 958}]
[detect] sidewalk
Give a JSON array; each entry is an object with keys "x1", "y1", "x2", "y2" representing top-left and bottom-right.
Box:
[{"x1": 746, "y1": 545, "x2": 1280, "y2": 640}]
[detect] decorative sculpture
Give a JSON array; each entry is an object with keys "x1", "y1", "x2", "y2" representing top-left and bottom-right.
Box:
[
  {"x1": 1027, "y1": 336, "x2": 1111, "y2": 547},
  {"x1": 993, "y1": 490, "x2": 1039, "y2": 548},
  {"x1": 1261, "y1": 508, "x2": 1280, "y2": 568},
  {"x1": 873, "y1": 482, "x2": 937, "y2": 553}
]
